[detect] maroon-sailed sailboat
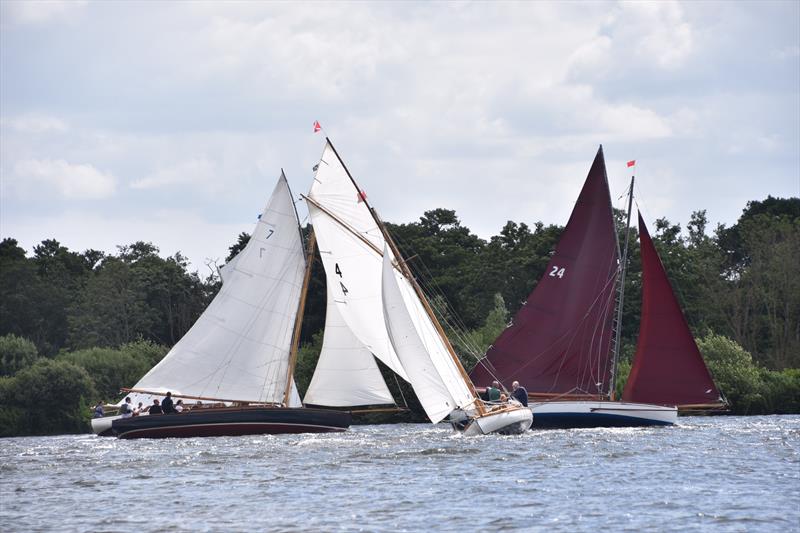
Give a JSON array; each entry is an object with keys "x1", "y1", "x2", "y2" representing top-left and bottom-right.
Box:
[{"x1": 470, "y1": 147, "x2": 724, "y2": 428}]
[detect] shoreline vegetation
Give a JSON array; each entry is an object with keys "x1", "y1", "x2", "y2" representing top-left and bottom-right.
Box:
[{"x1": 1, "y1": 196, "x2": 798, "y2": 437}]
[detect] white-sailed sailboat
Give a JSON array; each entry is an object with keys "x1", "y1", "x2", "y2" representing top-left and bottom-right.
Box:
[
  {"x1": 305, "y1": 138, "x2": 532, "y2": 435},
  {"x1": 92, "y1": 173, "x2": 354, "y2": 438}
]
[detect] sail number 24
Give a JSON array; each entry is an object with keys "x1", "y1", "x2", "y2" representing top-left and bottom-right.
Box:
[{"x1": 549, "y1": 266, "x2": 566, "y2": 279}]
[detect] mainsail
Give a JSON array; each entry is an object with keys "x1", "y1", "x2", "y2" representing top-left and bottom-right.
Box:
[
  {"x1": 134, "y1": 174, "x2": 306, "y2": 404},
  {"x1": 306, "y1": 140, "x2": 409, "y2": 381},
  {"x1": 303, "y1": 285, "x2": 395, "y2": 407},
  {"x1": 470, "y1": 147, "x2": 620, "y2": 396},
  {"x1": 381, "y1": 249, "x2": 477, "y2": 423},
  {"x1": 622, "y1": 213, "x2": 721, "y2": 406}
]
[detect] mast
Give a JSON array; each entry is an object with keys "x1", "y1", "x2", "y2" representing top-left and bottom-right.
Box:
[
  {"x1": 324, "y1": 138, "x2": 486, "y2": 415},
  {"x1": 283, "y1": 229, "x2": 316, "y2": 407},
  {"x1": 282, "y1": 168, "x2": 315, "y2": 407},
  {"x1": 611, "y1": 174, "x2": 635, "y2": 400}
]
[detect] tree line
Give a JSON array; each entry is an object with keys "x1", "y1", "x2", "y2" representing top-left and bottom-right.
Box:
[{"x1": 0, "y1": 196, "x2": 797, "y2": 435}]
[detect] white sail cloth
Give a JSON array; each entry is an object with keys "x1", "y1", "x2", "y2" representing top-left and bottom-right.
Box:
[
  {"x1": 380, "y1": 248, "x2": 476, "y2": 423},
  {"x1": 304, "y1": 286, "x2": 395, "y2": 406},
  {"x1": 307, "y1": 141, "x2": 408, "y2": 381},
  {"x1": 134, "y1": 174, "x2": 306, "y2": 404}
]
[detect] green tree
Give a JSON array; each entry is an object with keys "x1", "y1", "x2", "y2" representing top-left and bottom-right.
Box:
[
  {"x1": 0, "y1": 239, "x2": 53, "y2": 353},
  {"x1": 0, "y1": 334, "x2": 40, "y2": 376}
]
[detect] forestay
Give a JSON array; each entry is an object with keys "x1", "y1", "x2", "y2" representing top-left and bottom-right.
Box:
[
  {"x1": 381, "y1": 249, "x2": 476, "y2": 424},
  {"x1": 304, "y1": 286, "x2": 395, "y2": 407},
  {"x1": 134, "y1": 174, "x2": 306, "y2": 404},
  {"x1": 306, "y1": 140, "x2": 408, "y2": 380}
]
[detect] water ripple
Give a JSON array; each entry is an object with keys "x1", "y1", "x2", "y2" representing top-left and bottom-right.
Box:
[{"x1": 0, "y1": 416, "x2": 798, "y2": 532}]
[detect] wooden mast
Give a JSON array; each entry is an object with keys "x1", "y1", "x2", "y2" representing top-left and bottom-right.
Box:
[
  {"x1": 323, "y1": 138, "x2": 486, "y2": 416},
  {"x1": 283, "y1": 229, "x2": 317, "y2": 407}
]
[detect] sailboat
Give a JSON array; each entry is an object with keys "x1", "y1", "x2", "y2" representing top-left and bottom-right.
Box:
[
  {"x1": 304, "y1": 139, "x2": 532, "y2": 435},
  {"x1": 470, "y1": 147, "x2": 724, "y2": 428},
  {"x1": 91, "y1": 173, "x2": 357, "y2": 438}
]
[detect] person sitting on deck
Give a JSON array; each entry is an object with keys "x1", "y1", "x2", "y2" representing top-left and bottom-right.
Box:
[
  {"x1": 133, "y1": 402, "x2": 144, "y2": 416},
  {"x1": 119, "y1": 397, "x2": 134, "y2": 418},
  {"x1": 486, "y1": 381, "x2": 502, "y2": 402},
  {"x1": 93, "y1": 401, "x2": 105, "y2": 418},
  {"x1": 174, "y1": 399, "x2": 184, "y2": 413},
  {"x1": 161, "y1": 391, "x2": 176, "y2": 414},
  {"x1": 147, "y1": 399, "x2": 163, "y2": 415},
  {"x1": 510, "y1": 381, "x2": 528, "y2": 407}
]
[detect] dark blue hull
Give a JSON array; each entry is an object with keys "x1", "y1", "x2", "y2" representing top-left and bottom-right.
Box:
[
  {"x1": 111, "y1": 406, "x2": 351, "y2": 439},
  {"x1": 532, "y1": 411, "x2": 674, "y2": 429}
]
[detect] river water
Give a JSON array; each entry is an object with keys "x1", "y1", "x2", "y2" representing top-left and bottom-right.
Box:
[{"x1": 1, "y1": 416, "x2": 798, "y2": 532}]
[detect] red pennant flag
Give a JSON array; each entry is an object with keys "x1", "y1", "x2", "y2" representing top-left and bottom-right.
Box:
[
  {"x1": 313, "y1": 120, "x2": 321, "y2": 133},
  {"x1": 357, "y1": 190, "x2": 367, "y2": 203},
  {"x1": 627, "y1": 160, "x2": 636, "y2": 168}
]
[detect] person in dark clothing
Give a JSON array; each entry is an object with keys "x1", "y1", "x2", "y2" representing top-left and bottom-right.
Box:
[
  {"x1": 161, "y1": 392, "x2": 175, "y2": 414},
  {"x1": 486, "y1": 381, "x2": 502, "y2": 402},
  {"x1": 511, "y1": 381, "x2": 528, "y2": 407},
  {"x1": 148, "y1": 399, "x2": 163, "y2": 415}
]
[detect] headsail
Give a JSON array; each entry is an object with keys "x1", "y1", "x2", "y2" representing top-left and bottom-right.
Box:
[
  {"x1": 381, "y1": 248, "x2": 477, "y2": 423},
  {"x1": 304, "y1": 285, "x2": 395, "y2": 407},
  {"x1": 134, "y1": 174, "x2": 306, "y2": 403},
  {"x1": 471, "y1": 147, "x2": 619, "y2": 396},
  {"x1": 306, "y1": 140, "x2": 409, "y2": 380},
  {"x1": 622, "y1": 213, "x2": 721, "y2": 406}
]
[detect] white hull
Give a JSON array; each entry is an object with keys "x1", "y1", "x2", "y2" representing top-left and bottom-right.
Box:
[
  {"x1": 91, "y1": 415, "x2": 123, "y2": 436},
  {"x1": 530, "y1": 400, "x2": 677, "y2": 428},
  {"x1": 452, "y1": 405, "x2": 533, "y2": 436}
]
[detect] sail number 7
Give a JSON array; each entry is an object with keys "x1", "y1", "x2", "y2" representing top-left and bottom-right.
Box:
[{"x1": 549, "y1": 266, "x2": 566, "y2": 279}]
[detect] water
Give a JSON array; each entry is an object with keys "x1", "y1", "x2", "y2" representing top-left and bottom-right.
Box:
[{"x1": 1, "y1": 416, "x2": 798, "y2": 532}]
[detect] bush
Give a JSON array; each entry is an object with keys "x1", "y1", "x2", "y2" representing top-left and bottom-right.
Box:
[
  {"x1": 697, "y1": 333, "x2": 765, "y2": 414},
  {"x1": 0, "y1": 334, "x2": 40, "y2": 376},
  {"x1": 0, "y1": 359, "x2": 96, "y2": 436},
  {"x1": 760, "y1": 368, "x2": 800, "y2": 414},
  {"x1": 58, "y1": 340, "x2": 166, "y2": 400}
]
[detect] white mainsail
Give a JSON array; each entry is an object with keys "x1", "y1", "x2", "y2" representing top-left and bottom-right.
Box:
[
  {"x1": 381, "y1": 248, "x2": 477, "y2": 423},
  {"x1": 304, "y1": 286, "x2": 395, "y2": 407},
  {"x1": 133, "y1": 174, "x2": 306, "y2": 404},
  {"x1": 306, "y1": 141, "x2": 408, "y2": 380}
]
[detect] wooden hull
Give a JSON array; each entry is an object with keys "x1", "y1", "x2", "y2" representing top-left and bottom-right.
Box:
[
  {"x1": 109, "y1": 407, "x2": 351, "y2": 439},
  {"x1": 530, "y1": 400, "x2": 677, "y2": 428}
]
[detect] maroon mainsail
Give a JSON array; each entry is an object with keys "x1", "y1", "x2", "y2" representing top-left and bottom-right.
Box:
[
  {"x1": 470, "y1": 147, "x2": 620, "y2": 396},
  {"x1": 622, "y1": 212, "x2": 721, "y2": 406}
]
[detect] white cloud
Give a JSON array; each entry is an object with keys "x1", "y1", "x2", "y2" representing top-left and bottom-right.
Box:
[
  {"x1": 12, "y1": 159, "x2": 116, "y2": 199},
  {"x1": 2, "y1": 0, "x2": 88, "y2": 25},
  {"x1": 130, "y1": 158, "x2": 217, "y2": 191},
  {"x1": 2, "y1": 113, "x2": 68, "y2": 133}
]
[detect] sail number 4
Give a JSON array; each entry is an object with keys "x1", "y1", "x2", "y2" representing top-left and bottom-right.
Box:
[
  {"x1": 335, "y1": 263, "x2": 349, "y2": 295},
  {"x1": 549, "y1": 266, "x2": 566, "y2": 279}
]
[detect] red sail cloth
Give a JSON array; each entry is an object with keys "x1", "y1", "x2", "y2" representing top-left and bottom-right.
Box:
[
  {"x1": 622, "y1": 213, "x2": 720, "y2": 406},
  {"x1": 470, "y1": 147, "x2": 619, "y2": 396}
]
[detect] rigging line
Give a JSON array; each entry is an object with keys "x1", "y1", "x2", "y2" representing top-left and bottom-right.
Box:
[
  {"x1": 380, "y1": 234, "x2": 477, "y2": 357},
  {"x1": 392, "y1": 372, "x2": 409, "y2": 409},
  {"x1": 496, "y1": 271, "x2": 621, "y2": 378},
  {"x1": 387, "y1": 233, "x2": 485, "y2": 360}
]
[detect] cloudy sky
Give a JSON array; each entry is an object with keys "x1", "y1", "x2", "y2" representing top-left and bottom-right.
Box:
[{"x1": 1, "y1": 1, "x2": 798, "y2": 273}]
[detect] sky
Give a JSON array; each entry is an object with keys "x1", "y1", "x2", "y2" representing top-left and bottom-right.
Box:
[{"x1": 1, "y1": 1, "x2": 798, "y2": 275}]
